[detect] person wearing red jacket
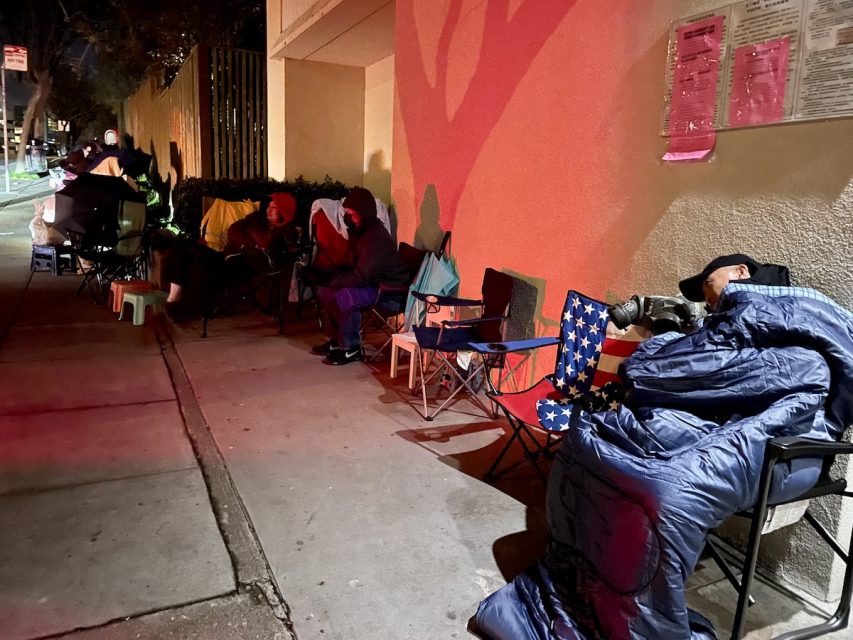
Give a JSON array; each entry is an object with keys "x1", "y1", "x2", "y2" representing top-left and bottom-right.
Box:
[{"x1": 163, "y1": 192, "x2": 299, "y2": 319}]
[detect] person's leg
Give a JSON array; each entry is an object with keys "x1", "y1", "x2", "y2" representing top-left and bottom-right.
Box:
[
  {"x1": 163, "y1": 240, "x2": 222, "y2": 301},
  {"x1": 167, "y1": 283, "x2": 183, "y2": 303},
  {"x1": 311, "y1": 286, "x2": 340, "y2": 354},
  {"x1": 323, "y1": 286, "x2": 378, "y2": 365},
  {"x1": 222, "y1": 254, "x2": 254, "y2": 287},
  {"x1": 163, "y1": 240, "x2": 202, "y2": 317},
  {"x1": 163, "y1": 240, "x2": 193, "y2": 300},
  {"x1": 323, "y1": 305, "x2": 363, "y2": 364},
  {"x1": 337, "y1": 307, "x2": 363, "y2": 351}
]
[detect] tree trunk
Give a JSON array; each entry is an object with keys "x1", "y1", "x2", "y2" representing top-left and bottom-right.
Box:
[{"x1": 16, "y1": 70, "x2": 52, "y2": 165}]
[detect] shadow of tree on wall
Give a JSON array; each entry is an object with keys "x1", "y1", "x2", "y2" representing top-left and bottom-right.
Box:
[
  {"x1": 414, "y1": 184, "x2": 444, "y2": 251},
  {"x1": 397, "y1": 0, "x2": 577, "y2": 232}
]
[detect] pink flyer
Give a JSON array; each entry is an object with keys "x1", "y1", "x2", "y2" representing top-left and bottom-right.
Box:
[
  {"x1": 728, "y1": 37, "x2": 791, "y2": 128},
  {"x1": 664, "y1": 15, "x2": 725, "y2": 162},
  {"x1": 663, "y1": 130, "x2": 717, "y2": 161}
]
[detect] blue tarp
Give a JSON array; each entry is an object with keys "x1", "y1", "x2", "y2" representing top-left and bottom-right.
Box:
[
  {"x1": 475, "y1": 284, "x2": 853, "y2": 640},
  {"x1": 403, "y1": 253, "x2": 460, "y2": 330}
]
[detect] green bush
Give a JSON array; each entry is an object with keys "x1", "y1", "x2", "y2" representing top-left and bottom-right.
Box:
[{"x1": 171, "y1": 175, "x2": 351, "y2": 239}]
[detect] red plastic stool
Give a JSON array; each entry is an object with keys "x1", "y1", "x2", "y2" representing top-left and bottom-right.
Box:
[{"x1": 109, "y1": 280, "x2": 155, "y2": 313}]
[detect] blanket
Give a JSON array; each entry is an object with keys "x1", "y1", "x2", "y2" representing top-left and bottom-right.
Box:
[{"x1": 475, "y1": 284, "x2": 853, "y2": 640}]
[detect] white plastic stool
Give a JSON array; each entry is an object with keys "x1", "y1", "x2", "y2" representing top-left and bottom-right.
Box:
[
  {"x1": 120, "y1": 290, "x2": 168, "y2": 326},
  {"x1": 391, "y1": 332, "x2": 421, "y2": 390}
]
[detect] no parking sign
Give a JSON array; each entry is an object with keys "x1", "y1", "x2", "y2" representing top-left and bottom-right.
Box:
[{"x1": 3, "y1": 45, "x2": 27, "y2": 71}]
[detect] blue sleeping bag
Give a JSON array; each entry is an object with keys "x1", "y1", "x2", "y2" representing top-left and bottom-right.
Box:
[{"x1": 475, "y1": 285, "x2": 853, "y2": 640}]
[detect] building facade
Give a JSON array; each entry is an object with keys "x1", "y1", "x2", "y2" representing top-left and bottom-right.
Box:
[{"x1": 267, "y1": 0, "x2": 853, "y2": 602}]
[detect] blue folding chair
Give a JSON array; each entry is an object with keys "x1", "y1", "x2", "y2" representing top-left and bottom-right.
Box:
[{"x1": 412, "y1": 268, "x2": 514, "y2": 421}]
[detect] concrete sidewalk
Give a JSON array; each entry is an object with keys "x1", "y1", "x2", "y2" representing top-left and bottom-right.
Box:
[
  {"x1": 0, "y1": 191, "x2": 287, "y2": 639},
  {"x1": 0, "y1": 162, "x2": 56, "y2": 208},
  {"x1": 0, "y1": 180, "x2": 846, "y2": 639}
]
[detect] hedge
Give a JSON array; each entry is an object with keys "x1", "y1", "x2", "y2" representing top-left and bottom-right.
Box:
[{"x1": 171, "y1": 175, "x2": 351, "y2": 239}]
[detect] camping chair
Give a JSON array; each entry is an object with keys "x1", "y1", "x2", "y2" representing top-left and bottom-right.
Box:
[
  {"x1": 469, "y1": 290, "x2": 644, "y2": 481},
  {"x1": 413, "y1": 267, "x2": 514, "y2": 421},
  {"x1": 67, "y1": 228, "x2": 147, "y2": 302},
  {"x1": 67, "y1": 229, "x2": 110, "y2": 300},
  {"x1": 360, "y1": 242, "x2": 430, "y2": 361},
  {"x1": 705, "y1": 435, "x2": 853, "y2": 640},
  {"x1": 202, "y1": 244, "x2": 305, "y2": 338}
]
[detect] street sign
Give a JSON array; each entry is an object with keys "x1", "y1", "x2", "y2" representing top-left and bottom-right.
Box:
[{"x1": 3, "y1": 45, "x2": 27, "y2": 71}]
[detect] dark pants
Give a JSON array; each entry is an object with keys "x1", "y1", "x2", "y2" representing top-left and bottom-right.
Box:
[
  {"x1": 317, "y1": 286, "x2": 379, "y2": 350},
  {"x1": 163, "y1": 240, "x2": 277, "y2": 313},
  {"x1": 163, "y1": 240, "x2": 223, "y2": 285}
]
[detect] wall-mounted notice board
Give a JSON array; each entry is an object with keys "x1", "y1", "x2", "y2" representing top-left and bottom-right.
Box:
[{"x1": 662, "y1": 0, "x2": 853, "y2": 135}]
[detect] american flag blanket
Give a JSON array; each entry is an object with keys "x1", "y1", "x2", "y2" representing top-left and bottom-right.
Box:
[{"x1": 536, "y1": 291, "x2": 644, "y2": 431}]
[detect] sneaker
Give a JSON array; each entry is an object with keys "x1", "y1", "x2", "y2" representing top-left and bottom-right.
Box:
[
  {"x1": 310, "y1": 339, "x2": 338, "y2": 356},
  {"x1": 323, "y1": 346, "x2": 363, "y2": 366}
]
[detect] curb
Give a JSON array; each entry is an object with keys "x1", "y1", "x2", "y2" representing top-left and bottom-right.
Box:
[{"x1": 154, "y1": 318, "x2": 296, "y2": 639}]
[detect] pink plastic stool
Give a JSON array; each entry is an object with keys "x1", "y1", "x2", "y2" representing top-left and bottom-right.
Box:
[{"x1": 109, "y1": 280, "x2": 155, "y2": 313}]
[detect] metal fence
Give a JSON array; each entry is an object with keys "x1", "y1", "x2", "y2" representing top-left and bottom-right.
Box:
[
  {"x1": 209, "y1": 47, "x2": 267, "y2": 180},
  {"x1": 123, "y1": 45, "x2": 266, "y2": 184}
]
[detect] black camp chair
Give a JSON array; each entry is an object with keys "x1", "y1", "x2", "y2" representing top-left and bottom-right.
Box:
[
  {"x1": 53, "y1": 173, "x2": 144, "y2": 239},
  {"x1": 706, "y1": 436, "x2": 853, "y2": 640},
  {"x1": 202, "y1": 245, "x2": 305, "y2": 338},
  {"x1": 360, "y1": 242, "x2": 430, "y2": 361},
  {"x1": 67, "y1": 228, "x2": 147, "y2": 302},
  {"x1": 294, "y1": 226, "x2": 320, "y2": 324}
]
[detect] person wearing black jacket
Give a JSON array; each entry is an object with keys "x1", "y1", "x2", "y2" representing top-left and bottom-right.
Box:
[{"x1": 311, "y1": 187, "x2": 409, "y2": 365}]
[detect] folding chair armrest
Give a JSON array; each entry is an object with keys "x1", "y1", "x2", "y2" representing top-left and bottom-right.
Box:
[
  {"x1": 440, "y1": 315, "x2": 507, "y2": 329},
  {"x1": 269, "y1": 243, "x2": 309, "y2": 265},
  {"x1": 374, "y1": 284, "x2": 410, "y2": 307},
  {"x1": 766, "y1": 436, "x2": 853, "y2": 462},
  {"x1": 469, "y1": 336, "x2": 560, "y2": 354},
  {"x1": 410, "y1": 291, "x2": 482, "y2": 307},
  {"x1": 378, "y1": 284, "x2": 409, "y2": 294}
]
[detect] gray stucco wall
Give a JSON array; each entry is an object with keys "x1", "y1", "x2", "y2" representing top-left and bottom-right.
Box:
[
  {"x1": 614, "y1": 12, "x2": 853, "y2": 602},
  {"x1": 615, "y1": 118, "x2": 853, "y2": 309}
]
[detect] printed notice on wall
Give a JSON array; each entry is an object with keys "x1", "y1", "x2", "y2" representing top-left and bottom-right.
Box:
[
  {"x1": 662, "y1": 0, "x2": 853, "y2": 136},
  {"x1": 729, "y1": 37, "x2": 792, "y2": 126},
  {"x1": 663, "y1": 15, "x2": 726, "y2": 160},
  {"x1": 795, "y1": 0, "x2": 853, "y2": 118},
  {"x1": 724, "y1": 0, "x2": 804, "y2": 124},
  {"x1": 663, "y1": 7, "x2": 731, "y2": 135}
]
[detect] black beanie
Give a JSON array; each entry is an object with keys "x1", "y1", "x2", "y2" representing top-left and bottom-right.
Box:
[{"x1": 342, "y1": 187, "x2": 377, "y2": 222}]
